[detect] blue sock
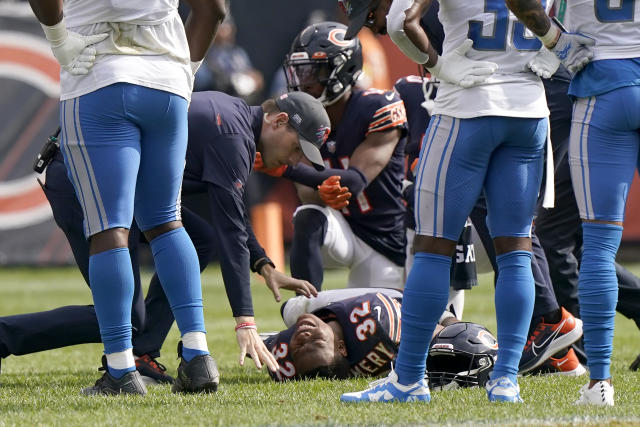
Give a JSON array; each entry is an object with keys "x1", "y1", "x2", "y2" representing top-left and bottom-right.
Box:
[
  {"x1": 395, "y1": 252, "x2": 451, "y2": 385},
  {"x1": 89, "y1": 248, "x2": 135, "y2": 376},
  {"x1": 150, "y1": 228, "x2": 207, "y2": 338},
  {"x1": 492, "y1": 250, "x2": 535, "y2": 384},
  {"x1": 580, "y1": 222, "x2": 621, "y2": 380}
]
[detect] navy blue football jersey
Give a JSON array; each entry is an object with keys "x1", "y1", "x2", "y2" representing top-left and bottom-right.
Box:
[
  {"x1": 265, "y1": 292, "x2": 402, "y2": 381},
  {"x1": 393, "y1": 75, "x2": 438, "y2": 178},
  {"x1": 322, "y1": 88, "x2": 408, "y2": 266}
]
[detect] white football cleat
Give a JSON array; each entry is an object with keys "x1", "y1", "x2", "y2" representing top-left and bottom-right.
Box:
[{"x1": 575, "y1": 381, "x2": 614, "y2": 406}]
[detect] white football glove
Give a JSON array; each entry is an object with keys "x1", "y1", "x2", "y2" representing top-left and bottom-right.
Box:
[
  {"x1": 426, "y1": 39, "x2": 498, "y2": 88},
  {"x1": 550, "y1": 31, "x2": 595, "y2": 73},
  {"x1": 528, "y1": 47, "x2": 561, "y2": 79},
  {"x1": 41, "y1": 18, "x2": 108, "y2": 75}
]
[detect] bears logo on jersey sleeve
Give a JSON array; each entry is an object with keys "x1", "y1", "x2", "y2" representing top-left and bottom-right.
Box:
[
  {"x1": 317, "y1": 292, "x2": 402, "y2": 377},
  {"x1": 362, "y1": 89, "x2": 407, "y2": 136}
]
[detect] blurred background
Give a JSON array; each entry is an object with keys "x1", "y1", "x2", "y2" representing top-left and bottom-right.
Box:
[{"x1": 1, "y1": 0, "x2": 639, "y2": 268}]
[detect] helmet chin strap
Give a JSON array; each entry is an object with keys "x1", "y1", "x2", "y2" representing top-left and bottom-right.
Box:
[{"x1": 321, "y1": 84, "x2": 351, "y2": 107}]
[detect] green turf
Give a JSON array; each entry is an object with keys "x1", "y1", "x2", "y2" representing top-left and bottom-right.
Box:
[{"x1": 0, "y1": 265, "x2": 639, "y2": 426}]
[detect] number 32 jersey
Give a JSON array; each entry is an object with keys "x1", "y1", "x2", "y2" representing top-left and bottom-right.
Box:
[
  {"x1": 265, "y1": 292, "x2": 402, "y2": 381},
  {"x1": 433, "y1": 0, "x2": 551, "y2": 119}
]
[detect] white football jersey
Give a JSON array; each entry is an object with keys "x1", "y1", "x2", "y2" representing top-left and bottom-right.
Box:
[
  {"x1": 59, "y1": 0, "x2": 191, "y2": 101},
  {"x1": 433, "y1": 0, "x2": 551, "y2": 119},
  {"x1": 64, "y1": 0, "x2": 178, "y2": 27},
  {"x1": 565, "y1": 0, "x2": 640, "y2": 60}
]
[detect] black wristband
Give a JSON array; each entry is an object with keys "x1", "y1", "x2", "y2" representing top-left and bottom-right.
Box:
[{"x1": 252, "y1": 257, "x2": 275, "y2": 274}]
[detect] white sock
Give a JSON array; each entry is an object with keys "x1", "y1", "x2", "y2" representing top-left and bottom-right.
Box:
[
  {"x1": 447, "y1": 289, "x2": 465, "y2": 319},
  {"x1": 106, "y1": 349, "x2": 135, "y2": 370},
  {"x1": 182, "y1": 331, "x2": 208, "y2": 351}
]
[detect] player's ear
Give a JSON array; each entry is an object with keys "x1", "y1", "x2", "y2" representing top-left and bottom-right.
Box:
[{"x1": 337, "y1": 339, "x2": 347, "y2": 357}]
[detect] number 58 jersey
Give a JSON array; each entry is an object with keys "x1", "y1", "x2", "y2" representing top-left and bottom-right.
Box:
[{"x1": 433, "y1": 0, "x2": 551, "y2": 119}]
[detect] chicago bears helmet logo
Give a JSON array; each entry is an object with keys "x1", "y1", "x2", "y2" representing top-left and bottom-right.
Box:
[
  {"x1": 327, "y1": 29, "x2": 351, "y2": 48},
  {"x1": 477, "y1": 330, "x2": 499, "y2": 350}
]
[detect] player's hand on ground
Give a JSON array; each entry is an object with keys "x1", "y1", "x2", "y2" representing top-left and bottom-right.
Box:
[
  {"x1": 260, "y1": 264, "x2": 318, "y2": 302},
  {"x1": 235, "y1": 317, "x2": 278, "y2": 372},
  {"x1": 318, "y1": 176, "x2": 352, "y2": 210},
  {"x1": 253, "y1": 152, "x2": 288, "y2": 177},
  {"x1": 549, "y1": 32, "x2": 594, "y2": 73},
  {"x1": 427, "y1": 39, "x2": 498, "y2": 88},
  {"x1": 528, "y1": 47, "x2": 561, "y2": 79}
]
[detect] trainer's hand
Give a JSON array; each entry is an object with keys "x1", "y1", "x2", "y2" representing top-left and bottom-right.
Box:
[
  {"x1": 318, "y1": 176, "x2": 351, "y2": 210},
  {"x1": 260, "y1": 263, "x2": 318, "y2": 302},
  {"x1": 528, "y1": 47, "x2": 561, "y2": 79},
  {"x1": 235, "y1": 316, "x2": 278, "y2": 372},
  {"x1": 254, "y1": 152, "x2": 288, "y2": 177},
  {"x1": 41, "y1": 19, "x2": 107, "y2": 75},
  {"x1": 427, "y1": 39, "x2": 498, "y2": 88},
  {"x1": 549, "y1": 32, "x2": 594, "y2": 73}
]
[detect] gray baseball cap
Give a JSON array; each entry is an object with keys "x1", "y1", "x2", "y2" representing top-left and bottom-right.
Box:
[
  {"x1": 275, "y1": 92, "x2": 330, "y2": 171},
  {"x1": 338, "y1": 0, "x2": 379, "y2": 39}
]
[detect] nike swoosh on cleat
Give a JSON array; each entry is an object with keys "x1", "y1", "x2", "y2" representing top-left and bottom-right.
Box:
[
  {"x1": 555, "y1": 358, "x2": 569, "y2": 367},
  {"x1": 531, "y1": 321, "x2": 564, "y2": 355}
]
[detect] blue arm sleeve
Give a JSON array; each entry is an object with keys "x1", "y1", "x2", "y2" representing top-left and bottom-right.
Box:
[{"x1": 283, "y1": 163, "x2": 368, "y2": 196}]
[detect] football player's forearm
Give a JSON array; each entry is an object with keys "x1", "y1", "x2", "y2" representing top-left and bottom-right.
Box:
[
  {"x1": 285, "y1": 164, "x2": 368, "y2": 196},
  {"x1": 505, "y1": 0, "x2": 551, "y2": 37},
  {"x1": 28, "y1": 0, "x2": 62, "y2": 26},
  {"x1": 183, "y1": 0, "x2": 226, "y2": 61},
  {"x1": 403, "y1": 0, "x2": 440, "y2": 68}
]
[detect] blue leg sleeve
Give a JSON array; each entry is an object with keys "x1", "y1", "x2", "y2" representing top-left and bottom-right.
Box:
[
  {"x1": 395, "y1": 252, "x2": 451, "y2": 385},
  {"x1": 150, "y1": 228, "x2": 206, "y2": 336},
  {"x1": 492, "y1": 250, "x2": 535, "y2": 383},
  {"x1": 89, "y1": 248, "x2": 134, "y2": 354},
  {"x1": 579, "y1": 222, "x2": 621, "y2": 380}
]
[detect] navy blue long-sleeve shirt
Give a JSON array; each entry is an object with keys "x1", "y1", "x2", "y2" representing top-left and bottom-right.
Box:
[{"x1": 183, "y1": 91, "x2": 266, "y2": 317}]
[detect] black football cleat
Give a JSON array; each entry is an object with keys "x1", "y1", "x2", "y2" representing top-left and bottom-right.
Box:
[
  {"x1": 172, "y1": 341, "x2": 219, "y2": 394},
  {"x1": 135, "y1": 354, "x2": 174, "y2": 385},
  {"x1": 630, "y1": 353, "x2": 640, "y2": 371},
  {"x1": 81, "y1": 355, "x2": 147, "y2": 396}
]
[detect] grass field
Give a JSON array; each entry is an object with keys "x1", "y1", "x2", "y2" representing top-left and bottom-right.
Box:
[{"x1": 0, "y1": 265, "x2": 639, "y2": 426}]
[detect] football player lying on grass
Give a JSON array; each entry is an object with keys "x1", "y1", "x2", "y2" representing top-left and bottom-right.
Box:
[{"x1": 263, "y1": 288, "x2": 585, "y2": 385}]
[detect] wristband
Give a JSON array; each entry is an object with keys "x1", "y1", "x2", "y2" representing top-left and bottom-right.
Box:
[
  {"x1": 235, "y1": 322, "x2": 257, "y2": 331},
  {"x1": 41, "y1": 18, "x2": 68, "y2": 47},
  {"x1": 539, "y1": 23, "x2": 561, "y2": 48},
  {"x1": 252, "y1": 256, "x2": 275, "y2": 273}
]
